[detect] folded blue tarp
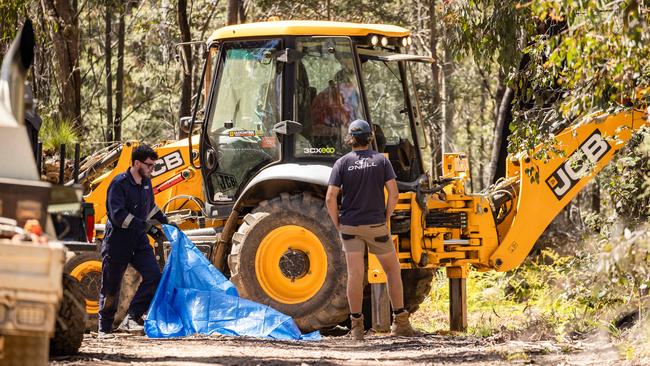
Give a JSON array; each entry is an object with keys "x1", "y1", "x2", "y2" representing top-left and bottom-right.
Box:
[{"x1": 144, "y1": 225, "x2": 321, "y2": 341}]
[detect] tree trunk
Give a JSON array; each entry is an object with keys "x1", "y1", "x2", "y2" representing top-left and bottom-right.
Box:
[
  {"x1": 465, "y1": 112, "x2": 473, "y2": 192},
  {"x1": 178, "y1": 0, "x2": 192, "y2": 139},
  {"x1": 428, "y1": 0, "x2": 442, "y2": 178},
  {"x1": 227, "y1": 0, "x2": 239, "y2": 25},
  {"x1": 441, "y1": 42, "x2": 454, "y2": 153},
  {"x1": 105, "y1": 1, "x2": 113, "y2": 142},
  {"x1": 488, "y1": 87, "x2": 514, "y2": 184},
  {"x1": 40, "y1": 0, "x2": 82, "y2": 128},
  {"x1": 238, "y1": 0, "x2": 247, "y2": 23},
  {"x1": 591, "y1": 178, "x2": 600, "y2": 214},
  {"x1": 114, "y1": 2, "x2": 125, "y2": 142},
  {"x1": 478, "y1": 83, "x2": 486, "y2": 190}
]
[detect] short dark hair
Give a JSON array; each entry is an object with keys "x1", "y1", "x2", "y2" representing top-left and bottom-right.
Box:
[
  {"x1": 131, "y1": 144, "x2": 158, "y2": 164},
  {"x1": 345, "y1": 133, "x2": 373, "y2": 148}
]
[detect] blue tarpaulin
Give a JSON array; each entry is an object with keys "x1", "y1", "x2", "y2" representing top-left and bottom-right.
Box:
[{"x1": 144, "y1": 225, "x2": 321, "y2": 341}]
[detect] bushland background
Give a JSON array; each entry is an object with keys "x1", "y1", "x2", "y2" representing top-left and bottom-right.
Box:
[{"x1": 1, "y1": 0, "x2": 648, "y2": 362}]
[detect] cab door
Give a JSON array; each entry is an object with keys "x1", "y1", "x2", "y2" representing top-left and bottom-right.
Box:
[{"x1": 200, "y1": 39, "x2": 283, "y2": 214}]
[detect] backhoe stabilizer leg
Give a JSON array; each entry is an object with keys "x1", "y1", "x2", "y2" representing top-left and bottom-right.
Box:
[
  {"x1": 370, "y1": 283, "x2": 391, "y2": 332},
  {"x1": 368, "y1": 253, "x2": 390, "y2": 332},
  {"x1": 447, "y1": 266, "x2": 468, "y2": 332}
]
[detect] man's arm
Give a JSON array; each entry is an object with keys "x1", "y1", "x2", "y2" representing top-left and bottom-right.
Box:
[
  {"x1": 325, "y1": 185, "x2": 341, "y2": 230},
  {"x1": 107, "y1": 183, "x2": 144, "y2": 230},
  {"x1": 146, "y1": 187, "x2": 169, "y2": 225},
  {"x1": 385, "y1": 179, "x2": 399, "y2": 223}
]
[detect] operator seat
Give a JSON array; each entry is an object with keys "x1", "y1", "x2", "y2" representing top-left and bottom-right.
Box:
[
  {"x1": 296, "y1": 60, "x2": 316, "y2": 140},
  {"x1": 385, "y1": 138, "x2": 418, "y2": 183}
]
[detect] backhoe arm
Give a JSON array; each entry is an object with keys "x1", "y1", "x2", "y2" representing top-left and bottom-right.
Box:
[{"x1": 489, "y1": 109, "x2": 648, "y2": 271}]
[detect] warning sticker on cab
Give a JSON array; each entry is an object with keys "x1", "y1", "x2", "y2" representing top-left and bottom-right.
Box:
[{"x1": 228, "y1": 130, "x2": 256, "y2": 137}]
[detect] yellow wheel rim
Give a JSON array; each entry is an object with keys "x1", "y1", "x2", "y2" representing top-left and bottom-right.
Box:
[
  {"x1": 69, "y1": 260, "x2": 102, "y2": 315},
  {"x1": 255, "y1": 225, "x2": 328, "y2": 304}
]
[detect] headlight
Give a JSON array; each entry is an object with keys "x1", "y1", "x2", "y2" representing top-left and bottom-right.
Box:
[
  {"x1": 370, "y1": 35, "x2": 379, "y2": 46},
  {"x1": 407, "y1": 36, "x2": 412, "y2": 46},
  {"x1": 381, "y1": 37, "x2": 388, "y2": 47},
  {"x1": 401, "y1": 38, "x2": 408, "y2": 47}
]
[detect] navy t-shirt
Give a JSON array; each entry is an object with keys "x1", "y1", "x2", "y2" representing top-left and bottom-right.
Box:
[{"x1": 328, "y1": 149, "x2": 397, "y2": 226}]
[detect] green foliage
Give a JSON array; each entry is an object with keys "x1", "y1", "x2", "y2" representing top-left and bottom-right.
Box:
[
  {"x1": 442, "y1": 1, "x2": 534, "y2": 73},
  {"x1": 0, "y1": 0, "x2": 28, "y2": 54},
  {"x1": 40, "y1": 117, "x2": 79, "y2": 155},
  {"x1": 253, "y1": 0, "x2": 410, "y2": 25},
  {"x1": 510, "y1": 1, "x2": 650, "y2": 153},
  {"x1": 601, "y1": 129, "x2": 649, "y2": 222}
]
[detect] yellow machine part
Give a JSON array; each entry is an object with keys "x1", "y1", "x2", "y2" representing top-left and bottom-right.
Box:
[
  {"x1": 208, "y1": 20, "x2": 410, "y2": 42},
  {"x1": 68, "y1": 259, "x2": 102, "y2": 315},
  {"x1": 389, "y1": 109, "x2": 647, "y2": 276},
  {"x1": 255, "y1": 225, "x2": 328, "y2": 304},
  {"x1": 85, "y1": 138, "x2": 206, "y2": 230},
  {"x1": 489, "y1": 110, "x2": 648, "y2": 271}
]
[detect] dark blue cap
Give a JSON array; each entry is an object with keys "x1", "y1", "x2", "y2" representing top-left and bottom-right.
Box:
[{"x1": 348, "y1": 119, "x2": 372, "y2": 136}]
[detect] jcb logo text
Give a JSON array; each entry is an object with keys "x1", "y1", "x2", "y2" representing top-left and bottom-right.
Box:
[{"x1": 545, "y1": 130, "x2": 611, "y2": 200}]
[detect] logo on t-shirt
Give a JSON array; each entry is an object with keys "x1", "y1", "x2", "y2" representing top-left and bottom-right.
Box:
[{"x1": 348, "y1": 157, "x2": 378, "y2": 171}]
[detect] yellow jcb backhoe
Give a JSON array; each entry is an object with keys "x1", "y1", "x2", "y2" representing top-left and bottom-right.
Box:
[{"x1": 67, "y1": 20, "x2": 648, "y2": 333}]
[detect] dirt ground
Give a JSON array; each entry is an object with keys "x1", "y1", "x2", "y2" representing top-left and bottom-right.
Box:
[{"x1": 48, "y1": 329, "x2": 634, "y2": 366}]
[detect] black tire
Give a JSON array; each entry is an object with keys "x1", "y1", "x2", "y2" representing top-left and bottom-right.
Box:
[
  {"x1": 228, "y1": 193, "x2": 349, "y2": 332},
  {"x1": 0, "y1": 334, "x2": 49, "y2": 366},
  {"x1": 63, "y1": 252, "x2": 141, "y2": 331},
  {"x1": 49, "y1": 274, "x2": 86, "y2": 356},
  {"x1": 402, "y1": 268, "x2": 435, "y2": 314},
  {"x1": 64, "y1": 252, "x2": 102, "y2": 331}
]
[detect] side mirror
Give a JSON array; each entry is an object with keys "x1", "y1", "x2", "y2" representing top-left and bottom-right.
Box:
[
  {"x1": 273, "y1": 120, "x2": 302, "y2": 135},
  {"x1": 180, "y1": 116, "x2": 202, "y2": 134}
]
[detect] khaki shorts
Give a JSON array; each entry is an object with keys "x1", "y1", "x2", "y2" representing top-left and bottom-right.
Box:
[{"x1": 339, "y1": 223, "x2": 394, "y2": 255}]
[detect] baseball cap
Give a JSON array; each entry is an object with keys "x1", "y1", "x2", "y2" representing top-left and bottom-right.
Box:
[{"x1": 348, "y1": 119, "x2": 372, "y2": 136}]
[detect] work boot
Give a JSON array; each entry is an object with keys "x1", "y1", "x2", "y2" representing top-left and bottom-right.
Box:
[
  {"x1": 97, "y1": 329, "x2": 115, "y2": 339},
  {"x1": 116, "y1": 314, "x2": 144, "y2": 334},
  {"x1": 390, "y1": 310, "x2": 415, "y2": 337},
  {"x1": 349, "y1": 314, "x2": 364, "y2": 341}
]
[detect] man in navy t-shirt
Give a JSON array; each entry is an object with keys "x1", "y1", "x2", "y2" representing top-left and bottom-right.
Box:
[{"x1": 326, "y1": 119, "x2": 415, "y2": 340}]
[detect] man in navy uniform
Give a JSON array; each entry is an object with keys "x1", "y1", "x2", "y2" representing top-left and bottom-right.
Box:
[{"x1": 98, "y1": 144, "x2": 169, "y2": 337}]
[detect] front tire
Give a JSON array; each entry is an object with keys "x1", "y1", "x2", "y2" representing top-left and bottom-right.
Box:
[
  {"x1": 49, "y1": 274, "x2": 86, "y2": 356},
  {"x1": 64, "y1": 251, "x2": 141, "y2": 331},
  {"x1": 228, "y1": 193, "x2": 348, "y2": 332}
]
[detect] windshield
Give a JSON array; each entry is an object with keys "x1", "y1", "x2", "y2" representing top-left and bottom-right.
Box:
[
  {"x1": 361, "y1": 59, "x2": 414, "y2": 146},
  {"x1": 294, "y1": 37, "x2": 365, "y2": 158},
  {"x1": 360, "y1": 55, "x2": 423, "y2": 182},
  {"x1": 204, "y1": 40, "x2": 281, "y2": 201},
  {"x1": 208, "y1": 40, "x2": 281, "y2": 134}
]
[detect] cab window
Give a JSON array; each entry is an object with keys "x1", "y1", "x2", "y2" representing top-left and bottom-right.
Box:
[{"x1": 294, "y1": 37, "x2": 365, "y2": 158}]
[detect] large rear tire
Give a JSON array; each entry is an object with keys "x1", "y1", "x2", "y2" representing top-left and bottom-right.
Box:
[
  {"x1": 49, "y1": 274, "x2": 86, "y2": 356},
  {"x1": 402, "y1": 268, "x2": 435, "y2": 313},
  {"x1": 228, "y1": 193, "x2": 348, "y2": 332},
  {"x1": 0, "y1": 334, "x2": 48, "y2": 366},
  {"x1": 64, "y1": 252, "x2": 141, "y2": 331}
]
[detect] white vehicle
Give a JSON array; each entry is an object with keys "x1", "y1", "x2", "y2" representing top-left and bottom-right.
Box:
[{"x1": 0, "y1": 20, "x2": 85, "y2": 366}]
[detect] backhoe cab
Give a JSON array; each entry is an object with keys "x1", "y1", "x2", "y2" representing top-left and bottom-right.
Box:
[{"x1": 189, "y1": 20, "x2": 648, "y2": 332}]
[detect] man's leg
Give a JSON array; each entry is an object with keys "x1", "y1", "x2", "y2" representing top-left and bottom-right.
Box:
[
  {"x1": 98, "y1": 255, "x2": 128, "y2": 332},
  {"x1": 376, "y1": 250, "x2": 415, "y2": 336},
  {"x1": 344, "y1": 249, "x2": 366, "y2": 341},
  {"x1": 375, "y1": 251, "x2": 404, "y2": 310},
  {"x1": 127, "y1": 245, "x2": 161, "y2": 320},
  {"x1": 344, "y1": 250, "x2": 365, "y2": 314}
]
